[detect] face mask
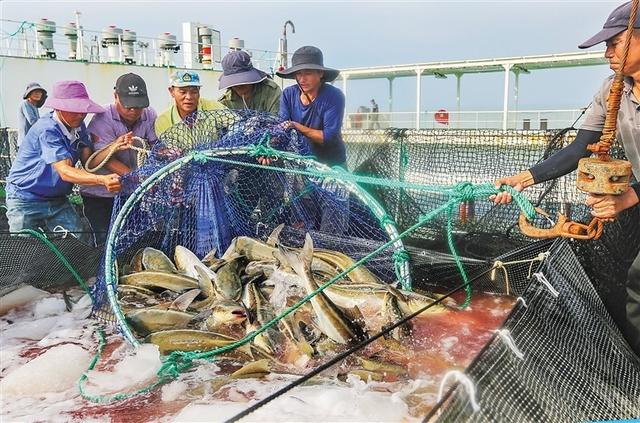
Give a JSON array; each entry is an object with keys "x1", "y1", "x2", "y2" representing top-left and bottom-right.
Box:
[{"x1": 35, "y1": 93, "x2": 47, "y2": 108}]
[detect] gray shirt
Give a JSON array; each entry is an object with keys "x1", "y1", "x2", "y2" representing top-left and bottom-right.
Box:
[{"x1": 581, "y1": 75, "x2": 640, "y2": 182}]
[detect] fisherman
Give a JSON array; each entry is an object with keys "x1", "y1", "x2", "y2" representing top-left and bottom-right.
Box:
[
  {"x1": 277, "y1": 46, "x2": 349, "y2": 234},
  {"x1": 80, "y1": 73, "x2": 157, "y2": 246},
  {"x1": 277, "y1": 46, "x2": 346, "y2": 167},
  {"x1": 155, "y1": 70, "x2": 227, "y2": 137},
  {"x1": 5, "y1": 80, "x2": 121, "y2": 244},
  {"x1": 17, "y1": 82, "x2": 47, "y2": 145},
  {"x1": 218, "y1": 50, "x2": 281, "y2": 113},
  {"x1": 492, "y1": 1, "x2": 640, "y2": 356}
]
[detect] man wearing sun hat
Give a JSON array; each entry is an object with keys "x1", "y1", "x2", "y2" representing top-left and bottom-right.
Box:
[
  {"x1": 155, "y1": 70, "x2": 226, "y2": 137},
  {"x1": 277, "y1": 45, "x2": 345, "y2": 167},
  {"x1": 277, "y1": 45, "x2": 349, "y2": 234},
  {"x1": 5, "y1": 80, "x2": 121, "y2": 243},
  {"x1": 218, "y1": 50, "x2": 281, "y2": 113}
]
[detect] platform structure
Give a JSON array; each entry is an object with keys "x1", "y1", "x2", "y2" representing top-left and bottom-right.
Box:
[{"x1": 338, "y1": 51, "x2": 607, "y2": 130}]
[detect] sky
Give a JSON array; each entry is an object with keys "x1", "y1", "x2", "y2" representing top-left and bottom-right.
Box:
[{"x1": 0, "y1": 0, "x2": 624, "y2": 113}]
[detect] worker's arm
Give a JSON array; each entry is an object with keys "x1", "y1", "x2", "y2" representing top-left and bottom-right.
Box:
[
  {"x1": 289, "y1": 122, "x2": 324, "y2": 144},
  {"x1": 491, "y1": 129, "x2": 601, "y2": 204},
  {"x1": 52, "y1": 158, "x2": 121, "y2": 192},
  {"x1": 83, "y1": 132, "x2": 133, "y2": 175}
]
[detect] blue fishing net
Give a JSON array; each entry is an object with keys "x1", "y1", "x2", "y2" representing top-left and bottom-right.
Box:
[{"x1": 92, "y1": 110, "x2": 398, "y2": 322}]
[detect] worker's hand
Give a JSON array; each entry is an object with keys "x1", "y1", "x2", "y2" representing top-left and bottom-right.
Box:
[
  {"x1": 113, "y1": 132, "x2": 134, "y2": 151},
  {"x1": 281, "y1": 121, "x2": 301, "y2": 131},
  {"x1": 257, "y1": 156, "x2": 273, "y2": 166},
  {"x1": 101, "y1": 174, "x2": 121, "y2": 193},
  {"x1": 586, "y1": 188, "x2": 640, "y2": 220},
  {"x1": 490, "y1": 171, "x2": 534, "y2": 204}
]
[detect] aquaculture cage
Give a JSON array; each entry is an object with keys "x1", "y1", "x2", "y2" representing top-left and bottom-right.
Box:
[{"x1": 1, "y1": 112, "x2": 639, "y2": 420}]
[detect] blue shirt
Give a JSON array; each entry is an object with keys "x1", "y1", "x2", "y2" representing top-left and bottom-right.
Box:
[
  {"x1": 7, "y1": 112, "x2": 92, "y2": 201},
  {"x1": 279, "y1": 83, "x2": 346, "y2": 166},
  {"x1": 17, "y1": 100, "x2": 40, "y2": 145}
]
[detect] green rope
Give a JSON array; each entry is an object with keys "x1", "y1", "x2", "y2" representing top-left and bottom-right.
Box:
[
  {"x1": 79, "y1": 179, "x2": 535, "y2": 404},
  {"x1": 79, "y1": 144, "x2": 539, "y2": 403},
  {"x1": 17, "y1": 229, "x2": 92, "y2": 300}
]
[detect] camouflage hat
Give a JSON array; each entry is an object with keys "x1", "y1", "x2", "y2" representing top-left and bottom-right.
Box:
[{"x1": 169, "y1": 70, "x2": 202, "y2": 88}]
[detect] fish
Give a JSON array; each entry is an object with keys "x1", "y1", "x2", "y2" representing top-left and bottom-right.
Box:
[
  {"x1": 174, "y1": 245, "x2": 217, "y2": 281},
  {"x1": 312, "y1": 249, "x2": 384, "y2": 285},
  {"x1": 190, "y1": 266, "x2": 217, "y2": 310},
  {"x1": 243, "y1": 280, "x2": 285, "y2": 355},
  {"x1": 145, "y1": 329, "x2": 253, "y2": 359},
  {"x1": 204, "y1": 299, "x2": 248, "y2": 331},
  {"x1": 126, "y1": 308, "x2": 195, "y2": 336},
  {"x1": 278, "y1": 234, "x2": 366, "y2": 344},
  {"x1": 221, "y1": 224, "x2": 284, "y2": 262},
  {"x1": 129, "y1": 249, "x2": 145, "y2": 273},
  {"x1": 382, "y1": 293, "x2": 412, "y2": 341},
  {"x1": 214, "y1": 257, "x2": 243, "y2": 301},
  {"x1": 119, "y1": 271, "x2": 200, "y2": 292},
  {"x1": 142, "y1": 247, "x2": 177, "y2": 273}
]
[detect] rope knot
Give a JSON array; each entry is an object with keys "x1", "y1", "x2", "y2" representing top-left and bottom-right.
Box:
[
  {"x1": 451, "y1": 182, "x2": 476, "y2": 203},
  {"x1": 190, "y1": 151, "x2": 209, "y2": 165}
]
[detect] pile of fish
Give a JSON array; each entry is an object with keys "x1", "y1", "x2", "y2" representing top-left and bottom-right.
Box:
[{"x1": 117, "y1": 225, "x2": 456, "y2": 380}]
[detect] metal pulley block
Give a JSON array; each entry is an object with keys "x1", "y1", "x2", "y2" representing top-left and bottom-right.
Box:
[{"x1": 576, "y1": 157, "x2": 632, "y2": 195}]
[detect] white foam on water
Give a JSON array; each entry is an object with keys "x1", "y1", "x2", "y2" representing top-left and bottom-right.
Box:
[
  {"x1": 84, "y1": 343, "x2": 162, "y2": 394},
  {"x1": 0, "y1": 285, "x2": 49, "y2": 315},
  {"x1": 171, "y1": 379, "x2": 414, "y2": 423},
  {"x1": 33, "y1": 297, "x2": 67, "y2": 318},
  {"x1": 0, "y1": 343, "x2": 91, "y2": 397}
]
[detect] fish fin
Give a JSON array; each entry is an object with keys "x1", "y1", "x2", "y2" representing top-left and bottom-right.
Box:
[
  {"x1": 386, "y1": 285, "x2": 408, "y2": 302},
  {"x1": 201, "y1": 248, "x2": 218, "y2": 265},
  {"x1": 266, "y1": 223, "x2": 285, "y2": 247},
  {"x1": 195, "y1": 266, "x2": 217, "y2": 299},
  {"x1": 170, "y1": 288, "x2": 201, "y2": 311},
  {"x1": 221, "y1": 238, "x2": 238, "y2": 260}
]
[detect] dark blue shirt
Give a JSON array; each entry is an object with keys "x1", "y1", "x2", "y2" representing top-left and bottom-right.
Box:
[
  {"x1": 7, "y1": 112, "x2": 92, "y2": 200},
  {"x1": 279, "y1": 83, "x2": 346, "y2": 166}
]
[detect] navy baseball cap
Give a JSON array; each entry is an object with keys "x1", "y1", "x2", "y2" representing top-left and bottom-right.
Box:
[{"x1": 579, "y1": 1, "x2": 640, "y2": 49}]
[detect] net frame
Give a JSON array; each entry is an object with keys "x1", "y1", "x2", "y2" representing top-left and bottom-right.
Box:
[{"x1": 103, "y1": 146, "x2": 411, "y2": 345}]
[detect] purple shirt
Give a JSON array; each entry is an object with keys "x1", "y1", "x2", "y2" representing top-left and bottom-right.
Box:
[{"x1": 80, "y1": 104, "x2": 157, "y2": 198}]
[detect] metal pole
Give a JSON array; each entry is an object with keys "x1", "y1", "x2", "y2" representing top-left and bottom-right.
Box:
[
  {"x1": 514, "y1": 69, "x2": 520, "y2": 129},
  {"x1": 75, "y1": 11, "x2": 84, "y2": 61},
  {"x1": 502, "y1": 64, "x2": 512, "y2": 131},
  {"x1": 456, "y1": 73, "x2": 462, "y2": 129},
  {"x1": 415, "y1": 68, "x2": 422, "y2": 129},
  {"x1": 388, "y1": 77, "x2": 394, "y2": 127}
]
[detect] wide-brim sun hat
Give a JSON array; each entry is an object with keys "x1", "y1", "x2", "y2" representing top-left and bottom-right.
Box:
[
  {"x1": 43, "y1": 80, "x2": 105, "y2": 114},
  {"x1": 219, "y1": 50, "x2": 269, "y2": 90},
  {"x1": 276, "y1": 46, "x2": 340, "y2": 82}
]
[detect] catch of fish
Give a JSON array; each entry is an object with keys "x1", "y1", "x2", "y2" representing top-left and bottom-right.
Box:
[{"x1": 117, "y1": 225, "x2": 456, "y2": 381}]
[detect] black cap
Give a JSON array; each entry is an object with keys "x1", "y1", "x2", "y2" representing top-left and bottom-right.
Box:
[
  {"x1": 579, "y1": 1, "x2": 640, "y2": 49},
  {"x1": 114, "y1": 73, "x2": 149, "y2": 108}
]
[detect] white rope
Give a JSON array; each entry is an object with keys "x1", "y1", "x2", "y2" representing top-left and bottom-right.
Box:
[
  {"x1": 489, "y1": 251, "x2": 550, "y2": 296},
  {"x1": 533, "y1": 272, "x2": 559, "y2": 297},
  {"x1": 516, "y1": 297, "x2": 527, "y2": 308},
  {"x1": 437, "y1": 370, "x2": 480, "y2": 413},
  {"x1": 494, "y1": 329, "x2": 524, "y2": 360},
  {"x1": 85, "y1": 136, "x2": 150, "y2": 173},
  {"x1": 52, "y1": 225, "x2": 77, "y2": 239}
]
